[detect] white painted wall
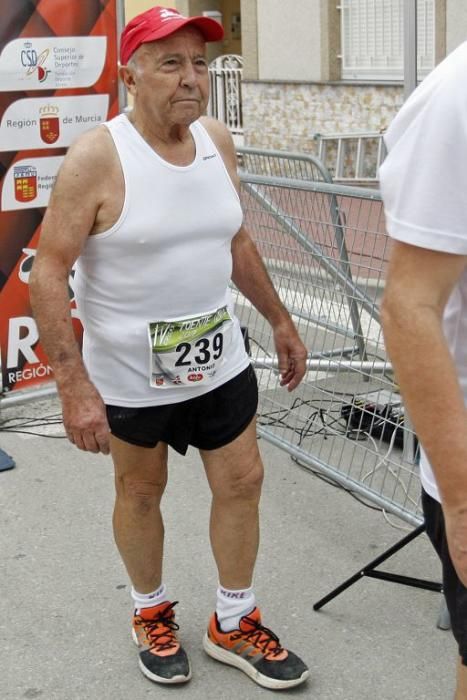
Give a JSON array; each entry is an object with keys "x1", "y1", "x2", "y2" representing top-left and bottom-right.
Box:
[
  {"x1": 446, "y1": 0, "x2": 467, "y2": 54},
  {"x1": 257, "y1": 0, "x2": 322, "y2": 81}
]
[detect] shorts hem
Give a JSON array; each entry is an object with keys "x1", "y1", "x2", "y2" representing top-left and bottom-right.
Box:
[
  {"x1": 192, "y1": 411, "x2": 257, "y2": 452},
  {"x1": 109, "y1": 430, "x2": 189, "y2": 455}
]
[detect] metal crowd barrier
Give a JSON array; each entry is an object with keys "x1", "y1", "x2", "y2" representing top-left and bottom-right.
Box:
[
  {"x1": 1, "y1": 154, "x2": 423, "y2": 529},
  {"x1": 237, "y1": 172, "x2": 422, "y2": 527},
  {"x1": 237, "y1": 146, "x2": 334, "y2": 183},
  {"x1": 313, "y1": 131, "x2": 387, "y2": 183}
]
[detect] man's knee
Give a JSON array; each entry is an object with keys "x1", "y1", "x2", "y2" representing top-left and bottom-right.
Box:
[
  {"x1": 116, "y1": 474, "x2": 168, "y2": 511},
  {"x1": 217, "y1": 459, "x2": 264, "y2": 501}
]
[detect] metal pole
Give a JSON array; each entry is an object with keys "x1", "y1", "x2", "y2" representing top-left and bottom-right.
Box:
[
  {"x1": 117, "y1": 0, "x2": 127, "y2": 112},
  {"x1": 253, "y1": 357, "x2": 390, "y2": 373},
  {"x1": 404, "y1": 0, "x2": 418, "y2": 100},
  {"x1": 0, "y1": 383, "x2": 57, "y2": 408}
]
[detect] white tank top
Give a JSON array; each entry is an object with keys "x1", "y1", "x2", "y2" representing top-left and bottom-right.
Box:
[{"x1": 74, "y1": 114, "x2": 250, "y2": 406}]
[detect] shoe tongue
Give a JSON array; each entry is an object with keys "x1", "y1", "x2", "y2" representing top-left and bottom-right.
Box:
[
  {"x1": 239, "y1": 607, "x2": 261, "y2": 632},
  {"x1": 138, "y1": 601, "x2": 172, "y2": 620}
]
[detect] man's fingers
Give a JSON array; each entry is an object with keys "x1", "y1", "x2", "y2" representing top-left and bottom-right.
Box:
[
  {"x1": 82, "y1": 430, "x2": 101, "y2": 453},
  {"x1": 282, "y1": 372, "x2": 301, "y2": 392},
  {"x1": 95, "y1": 428, "x2": 111, "y2": 455},
  {"x1": 69, "y1": 430, "x2": 86, "y2": 451},
  {"x1": 278, "y1": 354, "x2": 307, "y2": 391},
  {"x1": 277, "y1": 353, "x2": 289, "y2": 376},
  {"x1": 65, "y1": 426, "x2": 110, "y2": 455},
  {"x1": 279, "y1": 366, "x2": 294, "y2": 384}
]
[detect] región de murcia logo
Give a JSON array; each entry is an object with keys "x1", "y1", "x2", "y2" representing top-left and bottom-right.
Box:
[{"x1": 39, "y1": 104, "x2": 60, "y2": 144}]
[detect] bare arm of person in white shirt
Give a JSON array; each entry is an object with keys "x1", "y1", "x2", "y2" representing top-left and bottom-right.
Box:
[{"x1": 381, "y1": 240, "x2": 467, "y2": 585}]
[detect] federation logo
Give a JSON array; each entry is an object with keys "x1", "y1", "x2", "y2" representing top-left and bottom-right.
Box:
[
  {"x1": 14, "y1": 165, "x2": 37, "y2": 203},
  {"x1": 39, "y1": 104, "x2": 60, "y2": 144}
]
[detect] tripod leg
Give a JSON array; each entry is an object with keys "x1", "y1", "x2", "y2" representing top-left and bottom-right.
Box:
[
  {"x1": 313, "y1": 523, "x2": 427, "y2": 610},
  {"x1": 313, "y1": 568, "x2": 367, "y2": 611}
]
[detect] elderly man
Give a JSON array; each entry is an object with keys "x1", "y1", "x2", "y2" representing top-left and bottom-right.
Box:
[
  {"x1": 29, "y1": 5, "x2": 309, "y2": 691},
  {"x1": 380, "y1": 41, "x2": 467, "y2": 700}
]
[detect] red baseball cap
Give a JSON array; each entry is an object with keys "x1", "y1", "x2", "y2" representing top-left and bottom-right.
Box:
[{"x1": 120, "y1": 6, "x2": 224, "y2": 65}]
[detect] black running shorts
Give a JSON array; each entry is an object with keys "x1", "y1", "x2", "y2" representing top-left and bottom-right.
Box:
[
  {"x1": 106, "y1": 364, "x2": 258, "y2": 455},
  {"x1": 422, "y1": 488, "x2": 467, "y2": 665}
]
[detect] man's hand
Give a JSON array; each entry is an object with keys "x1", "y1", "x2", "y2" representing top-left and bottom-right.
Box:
[
  {"x1": 60, "y1": 380, "x2": 110, "y2": 455},
  {"x1": 273, "y1": 321, "x2": 307, "y2": 391},
  {"x1": 444, "y1": 506, "x2": 467, "y2": 587}
]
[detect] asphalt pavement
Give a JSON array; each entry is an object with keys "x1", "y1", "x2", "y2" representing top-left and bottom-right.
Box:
[{"x1": 0, "y1": 395, "x2": 456, "y2": 699}]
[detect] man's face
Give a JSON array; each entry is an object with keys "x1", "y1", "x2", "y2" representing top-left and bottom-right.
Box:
[{"x1": 123, "y1": 26, "x2": 210, "y2": 128}]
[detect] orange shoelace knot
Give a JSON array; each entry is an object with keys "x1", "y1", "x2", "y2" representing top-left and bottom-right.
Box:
[
  {"x1": 135, "y1": 601, "x2": 180, "y2": 653},
  {"x1": 230, "y1": 614, "x2": 287, "y2": 660}
]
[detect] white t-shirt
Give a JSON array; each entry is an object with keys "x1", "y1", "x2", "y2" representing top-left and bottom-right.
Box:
[{"x1": 379, "y1": 41, "x2": 467, "y2": 503}]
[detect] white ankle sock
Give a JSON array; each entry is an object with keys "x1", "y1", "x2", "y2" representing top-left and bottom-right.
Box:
[
  {"x1": 131, "y1": 583, "x2": 167, "y2": 612},
  {"x1": 216, "y1": 585, "x2": 256, "y2": 632}
]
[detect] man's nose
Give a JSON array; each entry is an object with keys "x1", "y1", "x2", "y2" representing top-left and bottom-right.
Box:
[{"x1": 180, "y1": 62, "x2": 197, "y2": 87}]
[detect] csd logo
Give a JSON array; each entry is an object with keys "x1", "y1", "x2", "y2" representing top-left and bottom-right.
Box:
[{"x1": 21, "y1": 48, "x2": 38, "y2": 68}]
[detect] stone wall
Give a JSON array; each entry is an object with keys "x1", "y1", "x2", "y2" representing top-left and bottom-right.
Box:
[{"x1": 242, "y1": 81, "x2": 404, "y2": 154}]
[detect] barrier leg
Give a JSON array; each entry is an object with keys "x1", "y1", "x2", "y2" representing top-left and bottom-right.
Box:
[{"x1": 313, "y1": 523, "x2": 442, "y2": 610}]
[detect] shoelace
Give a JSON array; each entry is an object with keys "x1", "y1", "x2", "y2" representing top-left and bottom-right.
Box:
[
  {"x1": 230, "y1": 615, "x2": 285, "y2": 657},
  {"x1": 136, "y1": 601, "x2": 180, "y2": 652}
]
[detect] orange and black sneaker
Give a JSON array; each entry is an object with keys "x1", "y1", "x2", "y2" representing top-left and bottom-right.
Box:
[
  {"x1": 203, "y1": 607, "x2": 309, "y2": 690},
  {"x1": 132, "y1": 601, "x2": 191, "y2": 684}
]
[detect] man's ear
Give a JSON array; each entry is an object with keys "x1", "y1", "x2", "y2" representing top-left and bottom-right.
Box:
[{"x1": 119, "y1": 65, "x2": 137, "y2": 95}]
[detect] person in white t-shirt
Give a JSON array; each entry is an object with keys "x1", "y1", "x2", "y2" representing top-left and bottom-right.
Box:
[
  {"x1": 380, "y1": 41, "x2": 467, "y2": 700},
  {"x1": 29, "y1": 5, "x2": 309, "y2": 692}
]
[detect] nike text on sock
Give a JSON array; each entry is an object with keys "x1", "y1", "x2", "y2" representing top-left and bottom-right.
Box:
[
  {"x1": 216, "y1": 585, "x2": 256, "y2": 632},
  {"x1": 131, "y1": 583, "x2": 167, "y2": 611}
]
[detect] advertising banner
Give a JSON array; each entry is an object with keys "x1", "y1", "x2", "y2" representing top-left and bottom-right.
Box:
[{"x1": 0, "y1": 0, "x2": 121, "y2": 396}]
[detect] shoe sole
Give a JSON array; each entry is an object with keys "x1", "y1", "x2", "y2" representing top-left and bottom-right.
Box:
[
  {"x1": 203, "y1": 633, "x2": 310, "y2": 690},
  {"x1": 132, "y1": 628, "x2": 191, "y2": 684}
]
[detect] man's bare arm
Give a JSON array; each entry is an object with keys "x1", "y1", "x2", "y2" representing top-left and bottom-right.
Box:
[
  {"x1": 201, "y1": 116, "x2": 307, "y2": 390},
  {"x1": 381, "y1": 241, "x2": 467, "y2": 582},
  {"x1": 29, "y1": 127, "x2": 115, "y2": 454},
  {"x1": 230, "y1": 226, "x2": 307, "y2": 390}
]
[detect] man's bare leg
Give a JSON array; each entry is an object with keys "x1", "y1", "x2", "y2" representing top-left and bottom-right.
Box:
[
  {"x1": 111, "y1": 436, "x2": 191, "y2": 684},
  {"x1": 201, "y1": 418, "x2": 310, "y2": 689},
  {"x1": 111, "y1": 436, "x2": 168, "y2": 593},
  {"x1": 200, "y1": 418, "x2": 263, "y2": 589}
]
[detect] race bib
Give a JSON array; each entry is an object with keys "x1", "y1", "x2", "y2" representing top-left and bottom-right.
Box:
[{"x1": 148, "y1": 306, "x2": 233, "y2": 389}]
